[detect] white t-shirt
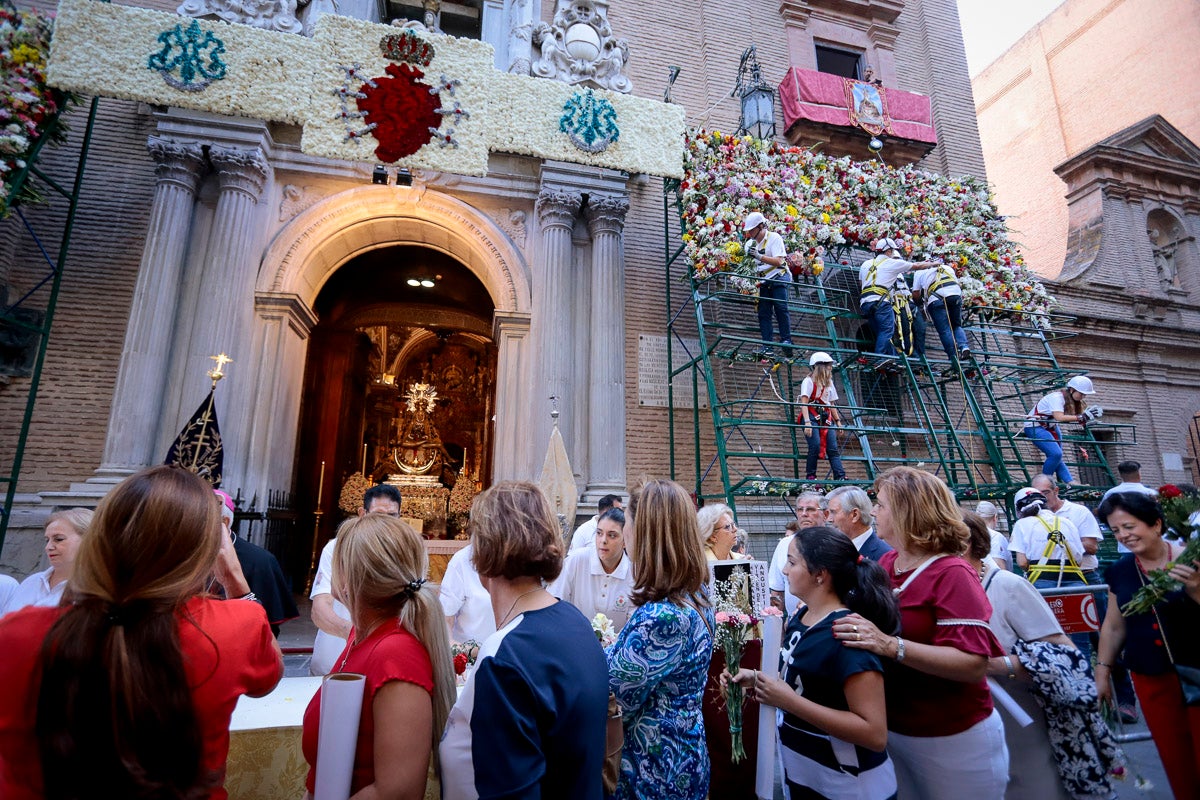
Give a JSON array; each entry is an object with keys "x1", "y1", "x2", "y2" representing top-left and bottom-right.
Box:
[
  {"x1": 988, "y1": 529, "x2": 1011, "y2": 570},
  {"x1": 1027, "y1": 390, "x2": 1066, "y2": 426},
  {"x1": 568, "y1": 515, "x2": 598, "y2": 553},
  {"x1": 858, "y1": 255, "x2": 911, "y2": 305},
  {"x1": 439, "y1": 545, "x2": 497, "y2": 644},
  {"x1": 2, "y1": 567, "x2": 64, "y2": 616},
  {"x1": 1053, "y1": 499, "x2": 1102, "y2": 571},
  {"x1": 309, "y1": 538, "x2": 352, "y2": 676},
  {"x1": 0, "y1": 574, "x2": 19, "y2": 617},
  {"x1": 799, "y1": 376, "x2": 838, "y2": 405},
  {"x1": 548, "y1": 549, "x2": 635, "y2": 632},
  {"x1": 1009, "y1": 512, "x2": 1084, "y2": 567},
  {"x1": 753, "y1": 230, "x2": 789, "y2": 281},
  {"x1": 768, "y1": 534, "x2": 800, "y2": 617},
  {"x1": 982, "y1": 563, "x2": 1063, "y2": 652},
  {"x1": 911, "y1": 266, "x2": 962, "y2": 301}
]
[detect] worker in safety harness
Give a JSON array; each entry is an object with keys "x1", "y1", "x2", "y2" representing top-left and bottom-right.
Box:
[
  {"x1": 858, "y1": 237, "x2": 939, "y2": 360},
  {"x1": 742, "y1": 211, "x2": 792, "y2": 359},
  {"x1": 911, "y1": 262, "x2": 969, "y2": 367},
  {"x1": 1008, "y1": 487, "x2": 1088, "y2": 588},
  {"x1": 1023, "y1": 375, "x2": 1103, "y2": 485}
]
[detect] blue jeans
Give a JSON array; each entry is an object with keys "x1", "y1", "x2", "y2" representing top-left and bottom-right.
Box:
[
  {"x1": 927, "y1": 295, "x2": 968, "y2": 362},
  {"x1": 861, "y1": 299, "x2": 895, "y2": 356},
  {"x1": 805, "y1": 426, "x2": 846, "y2": 479},
  {"x1": 757, "y1": 281, "x2": 792, "y2": 346},
  {"x1": 911, "y1": 305, "x2": 927, "y2": 357},
  {"x1": 1024, "y1": 425, "x2": 1073, "y2": 482}
]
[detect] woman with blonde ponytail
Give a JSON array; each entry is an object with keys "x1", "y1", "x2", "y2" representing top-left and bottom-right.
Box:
[
  {"x1": 301, "y1": 513, "x2": 454, "y2": 799},
  {"x1": 0, "y1": 465, "x2": 283, "y2": 800}
]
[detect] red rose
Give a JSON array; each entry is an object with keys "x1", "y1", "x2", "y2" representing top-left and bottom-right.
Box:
[
  {"x1": 453, "y1": 652, "x2": 468, "y2": 675},
  {"x1": 1159, "y1": 484, "x2": 1183, "y2": 499}
]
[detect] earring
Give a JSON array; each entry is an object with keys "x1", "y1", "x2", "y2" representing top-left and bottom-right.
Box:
[{"x1": 816, "y1": 578, "x2": 822, "y2": 585}]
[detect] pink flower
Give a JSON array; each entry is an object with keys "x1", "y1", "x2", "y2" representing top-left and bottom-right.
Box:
[{"x1": 715, "y1": 611, "x2": 730, "y2": 624}]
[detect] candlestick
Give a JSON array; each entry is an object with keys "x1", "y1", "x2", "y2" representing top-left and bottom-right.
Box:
[
  {"x1": 362, "y1": 443, "x2": 368, "y2": 475},
  {"x1": 317, "y1": 460, "x2": 325, "y2": 509}
]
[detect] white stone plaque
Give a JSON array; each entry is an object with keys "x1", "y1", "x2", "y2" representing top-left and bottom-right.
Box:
[{"x1": 637, "y1": 334, "x2": 708, "y2": 409}]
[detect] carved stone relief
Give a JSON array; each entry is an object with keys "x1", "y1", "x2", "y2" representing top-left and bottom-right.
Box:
[
  {"x1": 178, "y1": 0, "x2": 305, "y2": 34},
  {"x1": 279, "y1": 184, "x2": 321, "y2": 221},
  {"x1": 531, "y1": 0, "x2": 632, "y2": 93}
]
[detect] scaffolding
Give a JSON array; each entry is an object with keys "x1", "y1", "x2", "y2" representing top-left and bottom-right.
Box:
[
  {"x1": 663, "y1": 181, "x2": 1136, "y2": 519},
  {"x1": 0, "y1": 97, "x2": 99, "y2": 546}
]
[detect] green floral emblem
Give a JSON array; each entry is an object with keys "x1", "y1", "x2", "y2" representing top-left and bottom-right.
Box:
[
  {"x1": 148, "y1": 20, "x2": 227, "y2": 92},
  {"x1": 560, "y1": 89, "x2": 619, "y2": 153}
]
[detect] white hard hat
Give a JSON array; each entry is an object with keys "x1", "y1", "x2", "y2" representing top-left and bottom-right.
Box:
[
  {"x1": 874, "y1": 237, "x2": 900, "y2": 252},
  {"x1": 743, "y1": 211, "x2": 766, "y2": 232},
  {"x1": 1066, "y1": 375, "x2": 1095, "y2": 395},
  {"x1": 809, "y1": 351, "x2": 834, "y2": 366},
  {"x1": 1013, "y1": 487, "x2": 1046, "y2": 516}
]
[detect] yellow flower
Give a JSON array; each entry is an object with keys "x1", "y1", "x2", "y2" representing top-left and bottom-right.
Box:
[
  {"x1": 820, "y1": 212, "x2": 830, "y2": 224},
  {"x1": 785, "y1": 204, "x2": 798, "y2": 217},
  {"x1": 705, "y1": 216, "x2": 714, "y2": 225},
  {"x1": 813, "y1": 263, "x2": 824, "y2": 276},
  {"x1": 682, "y1": 233, "x2": 692, "y2": 242},
  {"x1": 11, "y1": 44, "x2": 43, "y2": 67},
  {"x1": 1014, "y1": 303, "x2": 1023, "y2": 310},
  {"x1": 724, "y1": 241, "x2": 743, "y2": 256}
]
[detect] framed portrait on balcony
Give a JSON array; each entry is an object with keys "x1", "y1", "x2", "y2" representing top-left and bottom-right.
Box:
[{"x1": 847, "y1": 80, "x2": 889, "y2": 136}]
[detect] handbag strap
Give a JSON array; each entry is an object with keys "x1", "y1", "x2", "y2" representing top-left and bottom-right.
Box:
[
  {"x1": 894, "y1": 553, "x2": 948, "y2": 596},
  {"x1": 1135, "y1": 543, "x2": 1180, "y2": 665}
]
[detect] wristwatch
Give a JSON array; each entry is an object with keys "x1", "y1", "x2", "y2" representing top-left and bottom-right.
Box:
[{"x1": 894, "y1": 637, "x2": 906, "y2": 662}]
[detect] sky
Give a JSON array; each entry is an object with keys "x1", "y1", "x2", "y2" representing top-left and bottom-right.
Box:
[{"x1": 956, "y1": 0, "x2": 1067, "y2": 76}]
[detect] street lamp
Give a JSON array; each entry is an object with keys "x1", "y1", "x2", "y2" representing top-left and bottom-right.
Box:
[{"x1": 735, "y1": 46, "x2": 775, "y2": 141}]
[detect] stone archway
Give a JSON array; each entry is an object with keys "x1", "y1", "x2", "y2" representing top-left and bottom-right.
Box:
[{"x1": 239, "y1": 185, "x2": 534, "y2": 513}]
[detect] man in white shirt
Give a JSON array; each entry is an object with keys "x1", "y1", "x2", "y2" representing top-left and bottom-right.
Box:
[
  {"x1": 974, "y1": 501, "x2": 1011, "y2": 571},
  {"x1": 439, "y1": 543, "x2": 497, "y2": 644},
  {"x1": 308, "y1": 484, "x2": 402, "y2": 675},
  {"x1": 826, "y1": 486, "x2": 893, "y2": 561},
  {"x1": 911, "y1": 263, "x2": 969, "y2": 365},
  {"x1": 768, "y1": 492, "x2": 827, "y2": 615},
  {"x1": 743, "y1": 211, "x2": 792, "y2": 357},
  {"x1": 1031, "y1": 475, "x2": 1103, "y2": 581},
  {"x1": 1101, "y1": 461, "x2": 1157, "y2": 555},
  {"x1": 568, "y1": 494, "x2": 623, "y2": 553},
  {"x1": 858, "y1": 237, "x2": 939, "y2": 358}
]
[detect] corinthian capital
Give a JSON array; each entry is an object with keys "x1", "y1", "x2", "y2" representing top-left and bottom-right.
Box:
[
  {"x1": 536, "y1": 188, "x2": 582, "y2": 230},
  {"x1": 146, "y1": 136, "x2": 206, "y2": 193},
  {"x1": 585, "y1": 195, "x2": 629, "y2": 235},
  {"x1": 209, "y1": 146, "x2": 270, "y2": 200}
]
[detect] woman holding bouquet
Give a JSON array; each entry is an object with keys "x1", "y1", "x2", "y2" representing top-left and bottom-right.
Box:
[
  {"x1": 607, "y1": 479, "x2": 714, "y2": 800},
  {"x1": 301, "y1": 513, "x2": 455, "y2": 800},
  {"x1": 1095, "y1": 491, "x2": 1200, "y2": 799},
  {"x1": 831, "y1": 467, "x2": 1008, "y2": 800},
  {"x1": 727, "y1": 525, "x2": 899, "y2": 799}
]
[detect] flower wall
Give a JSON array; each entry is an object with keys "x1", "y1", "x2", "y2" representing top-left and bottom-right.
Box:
[
  {"x1": 1, "y1": 1, "x2": 70, "y2": 217},
  {"x1": 680, "y1": 132, "x2": 1053, "y2": 314}
]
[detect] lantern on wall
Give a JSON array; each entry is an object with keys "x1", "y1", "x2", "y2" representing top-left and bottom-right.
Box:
[{"x1": 735, "y1": 46, "x2": 775, "y2": 141}]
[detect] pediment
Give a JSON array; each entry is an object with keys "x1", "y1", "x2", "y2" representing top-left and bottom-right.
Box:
[{"x1": 1095, "y1": 115, "x2": 1200, "y2": 166}]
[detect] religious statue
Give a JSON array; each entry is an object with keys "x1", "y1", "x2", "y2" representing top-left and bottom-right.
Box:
[{"x1": 393, "y1": 382, "x2": 450, "y2": 477}]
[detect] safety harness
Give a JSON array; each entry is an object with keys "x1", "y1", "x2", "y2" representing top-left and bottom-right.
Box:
[
  {"x1": 926, "y1": 265, "x2": 958, "y2": 297},
  {"x1": 860, "y1": 256, "x2": 891, "y2": 302},
  {"x1": 1024, "y1": 515, "x2": 1087, "y2": 586}
]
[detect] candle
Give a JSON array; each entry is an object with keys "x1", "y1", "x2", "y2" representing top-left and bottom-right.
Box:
[
  {"x1": 317, "y1": 461, "x2": 326, "y2": 509},
  {"x1": 362, "y1": 443, "x2": 368, "y2": 475}
]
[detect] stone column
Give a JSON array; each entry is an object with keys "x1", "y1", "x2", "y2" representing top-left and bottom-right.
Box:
[
  {"x1": 584, "y1": 195, "x2": 629, "y2": 497},
  {"x1": 531, "y1": 188, "x2": 582, "y2": 477},
  {"x1": 492, "y1": 310, "x2": 532, "y2": 481},
  {"x1": 185, "y1": 145, "x2": 270, "y2": 490},
  {"x1": 93, "y1": 136, "x2": 206, "y2": 481}
]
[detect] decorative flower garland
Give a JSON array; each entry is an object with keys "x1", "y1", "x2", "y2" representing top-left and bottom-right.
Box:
[
  {"x1": 0, "y1": 1, "x2": 72, "y2": 218},
  {"x1": 680, "y1": 131, "x2": 1054, "y2": 315}
]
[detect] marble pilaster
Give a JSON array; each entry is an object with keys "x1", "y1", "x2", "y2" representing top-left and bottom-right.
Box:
[
  {"x1": 492, "y1": 310, "x2": 533, "y2": 480},
  {"x1": 532, "y1": 188, "x2": 582, "y2": 477},
  {"x1": 583, "y1": 194, "x2": 629, "y2": 497},
  {"x1": 93, "y1": 136, "x2": 206, "y2": 481}
]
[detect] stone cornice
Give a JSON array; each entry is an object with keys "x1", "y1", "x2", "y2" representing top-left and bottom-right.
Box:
[
  {"x1": 779, "y1": 0, "x2": 904, "y2": 28},
  {"x1": 536, "y1": 188, "x2": 582, "y2": 229},
  {"x1": 146, "y1": 136, "x2": 206, "y2": 193},
  {"x1": 254, "y1": 292, "x2": 318, "y2": 338},
  {"x1": 1055, "y1": 144, "x2": 1200, "y2": 206},
  {"x1": 210, "y1": 145, "x2": 270, "y2": 200},
  {"x1": 584, "y1": 195, "x2": 629, "y2": 235}
]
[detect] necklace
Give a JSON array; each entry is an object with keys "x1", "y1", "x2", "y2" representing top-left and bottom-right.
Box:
[
  {"x1": 1135, "y1": 540, "x2": 1175, "y2": 575},
  {"x1": 497, "y1": 586, "x2": 543, "y2": 629},
  {"x1": 894, "y1": 554, "x2": 931, "y2": 575},
  {"x1": 336, "y1": 620, "x2": 386, "y2": 673}
]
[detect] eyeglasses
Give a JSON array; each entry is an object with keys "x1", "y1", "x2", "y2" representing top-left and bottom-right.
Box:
[{"x1": 718, "y1": 523, "x2": 736, "y2": 532}]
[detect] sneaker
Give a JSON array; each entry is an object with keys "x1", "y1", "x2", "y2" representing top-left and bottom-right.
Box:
[
  {"x1": 1118, "y1": 704, "x2": 1139, "y2": 724},
  {"x1": 960, "y1": 347, "x2": 972, "y2": 360}
]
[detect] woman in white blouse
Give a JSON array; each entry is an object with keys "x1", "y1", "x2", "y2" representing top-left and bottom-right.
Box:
[
  {"x1": 3, "y1": 508, "x2": 92, "y2": 615},
  {"x1": 550, "y1": 508, "x2": 635, "y2": 631}
]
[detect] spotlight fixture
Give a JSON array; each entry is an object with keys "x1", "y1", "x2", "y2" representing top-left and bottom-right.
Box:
[
  {"x1": 372, "y1": 165, "x2": 389, "y2": 185},
  {"x1": 420, "y1": 279, "x2": 435, "y2": 288},
  {"x1": 406, "y1": 279, "x2": 421, "y2": 287},
  {"x1": 395, "y1": 168, "x2": 413, "y2": 187}
]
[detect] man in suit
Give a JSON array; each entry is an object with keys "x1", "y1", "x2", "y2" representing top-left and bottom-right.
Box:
[{"x1": 826, "y1": 486, "x2": 892, "y2": 561}]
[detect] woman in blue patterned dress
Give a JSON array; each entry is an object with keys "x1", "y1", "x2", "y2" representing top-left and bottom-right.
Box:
[{"x1": 607, "y1": 479, "x2": 714, "y2": 800}]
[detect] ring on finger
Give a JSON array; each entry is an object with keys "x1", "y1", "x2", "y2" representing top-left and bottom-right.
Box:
[
  {"x1": 857, "y1": 632, "x2": 862, "y2": 641},
  {"x1": 853, "y1": 624, "x2": 859, "y2": 633}
]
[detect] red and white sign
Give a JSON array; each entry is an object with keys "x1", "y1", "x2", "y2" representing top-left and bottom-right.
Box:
[{"x1": 1044, "y1": 592, "x2": 1101, "y2": 634}]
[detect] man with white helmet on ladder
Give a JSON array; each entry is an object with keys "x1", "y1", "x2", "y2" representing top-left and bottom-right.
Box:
[
  {"x1": 911, "y1": 260, "x2": 970, "y2": 369},
  {"x1": 1023, "y1": 375, "x2": 1103, "y2": 486},
  {"x1": 797, "y1": 351, "x2": 847, "y2": 481},
  {"x1": 742, "y1": 211, "x2": 792, "y2": 359},
  {"x1": 858, "y1": 237, "x2": 939, "y2": 367}
]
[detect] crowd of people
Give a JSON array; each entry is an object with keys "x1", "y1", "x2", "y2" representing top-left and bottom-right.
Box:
[{"x1": 1, "y1": 460, "x2": 1198, "y2": 800}]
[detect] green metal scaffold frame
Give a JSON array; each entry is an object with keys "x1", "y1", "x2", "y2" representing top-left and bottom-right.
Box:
[
  {"x1": 662, "y1": 179, "x2": 1136, "y2": 520},
  {"x1": 0, "y1": 97, "x2": 100, "y2": 548}
]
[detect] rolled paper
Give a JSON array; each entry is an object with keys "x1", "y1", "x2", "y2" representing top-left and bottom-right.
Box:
[
  {"x1": 987, "y1": 677, "x2": 1034, "y2": 728},
  {"x1": 313, "y1": 672, "x2": 366, "y2": 800},
  {"x1": 755, "y1": 614, "x2": 784, "y2": 799}
]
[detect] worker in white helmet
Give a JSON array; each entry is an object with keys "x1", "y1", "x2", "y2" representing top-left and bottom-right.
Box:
[
  {"x1": 1023, "y1": 375, "x2": 1101, "y2": 484},
  {"x1": 797, "y1": 351, "x2": 847, "y2": 481}
]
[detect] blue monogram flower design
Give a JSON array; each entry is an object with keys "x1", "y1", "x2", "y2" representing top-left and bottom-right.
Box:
[
  {"x1": 560, "y1": 89, "x2": 619, "y2": 153},
  {"x1": 148, "y1": 20, "x2": 227, "y2": 92}
]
